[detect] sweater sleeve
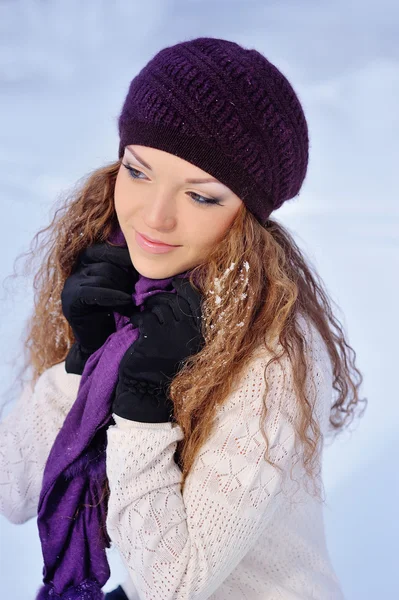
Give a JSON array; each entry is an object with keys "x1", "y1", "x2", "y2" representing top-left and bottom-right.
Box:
[
  {"x1": 0, "y1": 362, "x2": 81, "y2": 524},
  {"x1": 105, "y1": 320, "x2": 333, "y2": 600}
]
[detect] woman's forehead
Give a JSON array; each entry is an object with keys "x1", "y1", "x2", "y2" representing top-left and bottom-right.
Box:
[{"x1": 125, "y1": 145, "x2": 234, "y2": 193}]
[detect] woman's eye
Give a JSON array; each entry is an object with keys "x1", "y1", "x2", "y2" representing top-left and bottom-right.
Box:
[
  {"x1": 187, "y1": 192, "x2": 222, "y2": 206},
  {"x1": 122, "y1": 163, "x2": 147, "y2": 180},
  {"x1": 122, "y1": 162, "x2": 222, "y2": 206}
]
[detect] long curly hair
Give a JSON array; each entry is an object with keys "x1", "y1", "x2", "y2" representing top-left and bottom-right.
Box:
[{"x1": 4, "y1": 158, "x2": 366, "y2": 509}]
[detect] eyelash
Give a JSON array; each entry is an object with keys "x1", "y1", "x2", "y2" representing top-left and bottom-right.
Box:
[{"x1": 122, "y1": 163, "x2": 222, "y2": 206}]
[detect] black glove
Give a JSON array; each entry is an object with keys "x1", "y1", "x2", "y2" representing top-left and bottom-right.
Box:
[
  {"x1": 112, "y1": 276, "x2": 204, "y2": 423},
  {"x1": 61, "y1": 243, "x2": 139, "y2": 375}
]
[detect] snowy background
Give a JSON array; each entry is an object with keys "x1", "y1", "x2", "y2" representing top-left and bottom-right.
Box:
[{"x1": 0, "y1": 0, "x2": 398, "y2": 598}]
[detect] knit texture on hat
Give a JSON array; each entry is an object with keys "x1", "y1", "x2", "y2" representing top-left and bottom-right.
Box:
[{"x1": 118, "y1": 37, "x2": 309, "y2": 225}]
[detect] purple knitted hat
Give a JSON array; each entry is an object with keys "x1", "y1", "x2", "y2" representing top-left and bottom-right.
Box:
[{"x1": 117, "y1": 37, "x2": 309, "y2": 226}]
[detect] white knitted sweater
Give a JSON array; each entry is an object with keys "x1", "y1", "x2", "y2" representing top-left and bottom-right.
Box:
[{"x1": 0, "y1": 316, "x2": 345, "y2": 599}]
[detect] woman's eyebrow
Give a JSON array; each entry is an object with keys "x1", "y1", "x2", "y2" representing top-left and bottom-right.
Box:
[{"x1": 126, "y1": 146, "x2": 223, "y2": 185}]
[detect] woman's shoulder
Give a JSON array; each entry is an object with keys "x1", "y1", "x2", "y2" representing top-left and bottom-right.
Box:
[
  {"x1": 296, "y1": 312, "x2": 334, "y2": 383},
  {"x1": 251, "y1": 311, "x2": 332, "y2": 376},
  {"x1": 243, "y1": 311, "x2": 333, "y2": 432},
  {"x1": 27, "y1": 361, "x2": 82, "y2": 417},
  {"x1": 39, "y1": 360, "x2": 82, "y2": 395}
]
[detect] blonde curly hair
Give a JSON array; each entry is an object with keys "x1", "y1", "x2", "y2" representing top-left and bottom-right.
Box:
[{"x1": 3, "y1": 159, "x2": 366, "y2": 509}]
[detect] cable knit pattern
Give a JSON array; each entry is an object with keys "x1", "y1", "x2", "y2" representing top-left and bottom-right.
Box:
[{"x1": 0, "y1": 316, "x2": 345, "y2": 599}]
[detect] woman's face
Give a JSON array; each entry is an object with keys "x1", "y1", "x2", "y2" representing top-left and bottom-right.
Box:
[{"x1": 114, "y1": 145, "x2": 244, "y2": 279}]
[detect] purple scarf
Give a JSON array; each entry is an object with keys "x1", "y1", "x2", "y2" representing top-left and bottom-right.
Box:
[{"x1": 36, "y1": 228, "x2": 189, "y2": 599}]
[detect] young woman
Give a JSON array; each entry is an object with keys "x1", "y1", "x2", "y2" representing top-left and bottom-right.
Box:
[{"x1": 0, "y1": 37, "x2": 365, "y2": 599}]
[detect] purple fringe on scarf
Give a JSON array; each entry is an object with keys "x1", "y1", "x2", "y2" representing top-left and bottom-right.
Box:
[{"x1": 36, "y1": 579, "x2": 105, "y2": 600}]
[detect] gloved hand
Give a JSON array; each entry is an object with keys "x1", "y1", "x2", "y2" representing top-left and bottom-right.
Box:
[
  {"x1": 61, "y1": 243, "x2": 139, "y2": 375},
  {"x1": 112, "y1": 276, "x2": 204, "y2": 423}
]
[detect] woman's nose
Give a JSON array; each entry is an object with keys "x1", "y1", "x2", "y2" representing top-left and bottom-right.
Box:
[{"x1": 143, "y1": 192, "x2": 177, "y2": 230}]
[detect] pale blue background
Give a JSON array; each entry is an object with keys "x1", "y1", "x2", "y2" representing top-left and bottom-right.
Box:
[{"x1": 0, "y1": 1, "x2": 398, "y2": 598}]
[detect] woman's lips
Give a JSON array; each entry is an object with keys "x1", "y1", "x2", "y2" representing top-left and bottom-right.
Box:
[{"x1": 135, "y1": 231, "x2": 179, "y2": 254}]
